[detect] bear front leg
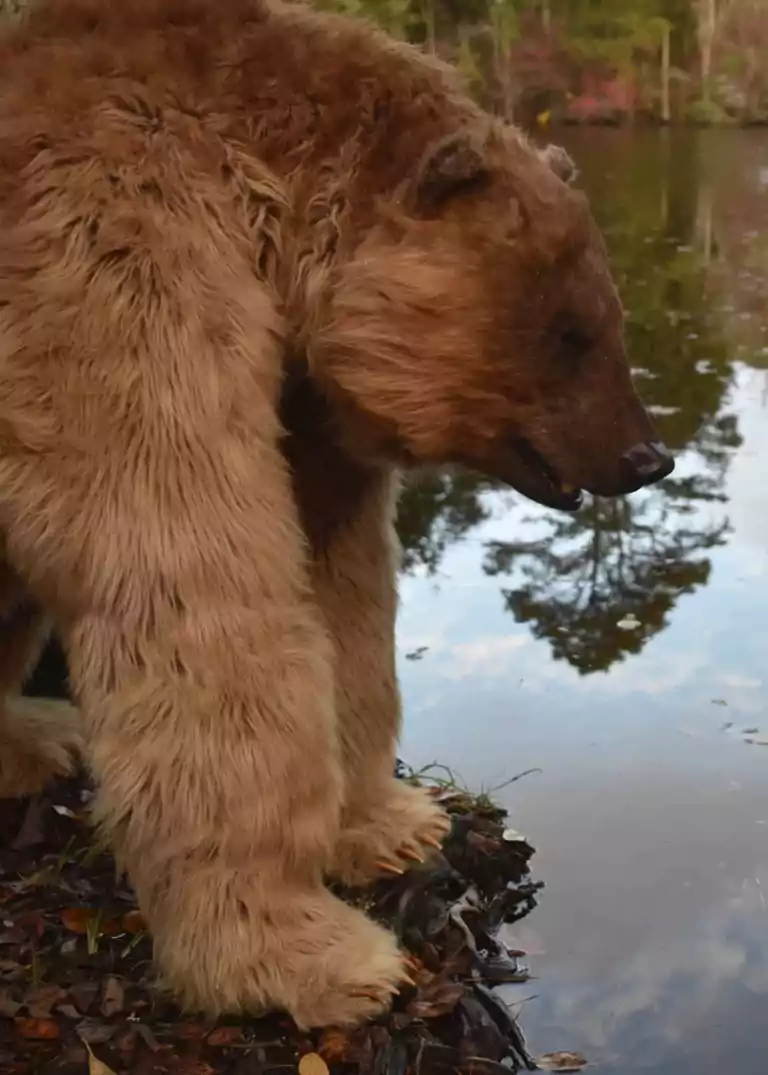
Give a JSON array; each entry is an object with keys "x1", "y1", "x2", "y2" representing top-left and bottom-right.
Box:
[
  {"x1": 3, "y1": 433, "x2": 411, "y2": 1027},
  {"x1": 312, "y1": 470, "x2": 449, "y2": 887},
  {"x1": 285, "y1": 392, "x2": 449, "y2": 888},
  {"x1": 0, "y1": 226, "x2": 411, "y2": 1028},
  {"x1": 0, "y1": 563, "x2": 82, "y2": 798}
]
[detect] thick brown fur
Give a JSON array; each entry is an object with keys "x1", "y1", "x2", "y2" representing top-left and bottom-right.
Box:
[{"x1": 0, "y1": 0, "x2": 666, "y2": 1029}]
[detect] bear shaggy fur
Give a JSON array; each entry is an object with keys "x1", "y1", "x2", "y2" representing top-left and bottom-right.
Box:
[{"x1": 0, "y1": 0, "x2": 671, "y2": 1030}]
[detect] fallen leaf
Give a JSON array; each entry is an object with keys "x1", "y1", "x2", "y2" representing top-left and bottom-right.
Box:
[
  {"x1": 299, "y1": 1052, "x2": 331, "y2": 1075},
  {"x1": 0, "y1": 989, "x2": 21, "y2": 1017},
  {"x1": 537, "y1": 1052, "x2": 588, "y2": 1072},
  {"x1": 177, "y1": 1023, "x2": 206, "y2": 1040},
  {"x1": 76, "y1": 1018, "x2": 117, "y2": 1045},
  {"x1": 60, "y1": 907, "x2": 120, "y2": 936},
  {"x1": 207, "y1": 1025, "x2": 242, "y2": 1046},
  {"x1": 25, "y1": 983, "x2": 67, "y2": 1017},
  {"x1": 14, "y1": 1016, "x2": 60, "y2": 1040},
  {"x1": 61, "y1": 907, "x2": 99, "y2": 934},
  {"x1": 70, "y1": 980, "x2": 99, "y2": 1014},
  {"x1": 12, "y1": 799, "x2": 46, "y2": 850},
  {"x1": 101, "y1": 976, "x2": 124, "y2": 1017},
  {"x1": 318, "y1": 1028, "x2": 353, "y2": 1062},
  {"x1": 113, "y1": 1026, "x2": 138, "y2": 1056},
  {"x1": 82, "y1": 1039, "x2": 117, "y2": 1075},
  {"x1": 57, "y1": 1004, "x2": 83, "y2": 1020},
  {"x1": 133, "y1": 1022, "x2": 160, "y2": 1051},
  {"x1": 16, "y1": 910, "x2": 46, "y2": 938},
  {"x1": 59, "y1": 1042, "x2": 89, "y2": 1066},
  {"x1": 121, "y1": 909, "x2": 146, "y2": 933}
]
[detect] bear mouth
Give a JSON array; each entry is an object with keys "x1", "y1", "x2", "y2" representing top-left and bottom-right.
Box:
[{"x1": 506, "y1": 437, "x2": 584, "y2": 512}]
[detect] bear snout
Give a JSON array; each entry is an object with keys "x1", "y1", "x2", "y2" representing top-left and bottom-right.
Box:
[{"x1": 619, "y1": 439, "x2": 675, "y2": 492}]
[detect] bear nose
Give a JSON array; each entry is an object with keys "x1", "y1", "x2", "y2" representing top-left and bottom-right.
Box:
[{"x1": 621, "y1": 440, "x2": 675, "y2": 489}]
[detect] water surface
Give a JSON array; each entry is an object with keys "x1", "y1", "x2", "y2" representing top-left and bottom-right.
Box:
[{"x1": 395, "y1": 128, "x2": 768, "y2": 1074}]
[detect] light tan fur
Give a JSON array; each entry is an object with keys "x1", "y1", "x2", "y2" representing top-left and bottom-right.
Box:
[
  {"x1": 0, "y1": 0, "x2": 669, "y2": 1030},
  {"x1": 0, "y1": 67, "x2": 404, "y2": 1024}
]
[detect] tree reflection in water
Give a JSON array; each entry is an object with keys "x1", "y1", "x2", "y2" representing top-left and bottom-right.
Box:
[{"x1": 396, "y1": 128, "x2": 768, "y2": 676}]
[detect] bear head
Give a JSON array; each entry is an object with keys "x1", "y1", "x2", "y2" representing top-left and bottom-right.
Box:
[{"x1": 314, "y1": 124, "x2": 673, "y2": 511}]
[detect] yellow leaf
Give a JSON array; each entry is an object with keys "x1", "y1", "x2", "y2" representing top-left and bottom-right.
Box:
[
  {"x1": 298, "y1": 1052, "x2": 330, "y2": 1075},
  {"x1": 82, "y1": 1040, "x2": 117, "y2": 1075},
  {"x1": 537, "y1": 1052, "x2": 588, "y2": 1072}
]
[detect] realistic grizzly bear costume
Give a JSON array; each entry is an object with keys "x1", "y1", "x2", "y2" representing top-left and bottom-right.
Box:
[{"x1": 0, "y1": 0, "x2": 673, "y2": 1030}]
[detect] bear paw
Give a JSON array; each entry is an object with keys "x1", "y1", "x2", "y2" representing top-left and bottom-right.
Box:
[
  {"x1": 151, "y1": 873, "x2": 410, "y2": 1029},
  {"x1": 0, "y1": 698, "x2": 84, "y2": 798},
  {"x1": 286, "y1": 901, "x2": 410, "y2": 1029},
  {"x1": 330, "y1": 779, "x2": 451, "y2": 887}
]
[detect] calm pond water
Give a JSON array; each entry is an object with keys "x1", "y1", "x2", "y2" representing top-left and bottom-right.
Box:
[{"x1": 394, "y1": 128, "x2": 768, "y2": 1074}]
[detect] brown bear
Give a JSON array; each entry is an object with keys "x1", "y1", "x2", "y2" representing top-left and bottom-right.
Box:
[{"x1": 0, "y1": 0, "x2": 673, "y2": 1030}]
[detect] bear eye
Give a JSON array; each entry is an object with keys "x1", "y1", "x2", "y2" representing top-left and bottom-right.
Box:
[
  {"x1": 560, "y1": 325, "x2": 590, "y2": 351},
  {"x1": 553, "y1": 314, "x2": 592, "y2": 354}
]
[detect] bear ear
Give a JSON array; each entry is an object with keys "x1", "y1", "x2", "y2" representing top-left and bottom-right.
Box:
[
  {"x1": 539, "y1": 143, "x2": 577, "y2": 185},
  {"x1": 412, "y1": 133, "x2": 490, "y2": 215}
]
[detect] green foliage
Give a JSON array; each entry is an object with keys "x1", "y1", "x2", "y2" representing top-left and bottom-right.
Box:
[
  {"x1": 567, "y1": 9, "x2": 669, "y2": 73},
  {"x1": 0, "y1": 0, "x2": 28, "y2": 18},
  {"x1": 685, "y1": 97, "x2": 735, "y2": 125},
  {"x1": 3, "y1": 0, "x2": 765, "y2": 123}
]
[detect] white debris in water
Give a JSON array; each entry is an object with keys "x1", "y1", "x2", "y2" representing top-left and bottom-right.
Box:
[{"x1": 647, "y1": 404, "x2": 681, "y2": 417}]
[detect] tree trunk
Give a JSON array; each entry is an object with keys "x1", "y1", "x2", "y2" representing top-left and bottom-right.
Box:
[
  {"x1": 661, "y1": 23, "x2": 671, "y2": 123},
  {"x1": 697, "y1": 0, "x2": 717, "y2": 102},
  {"x1": 422, "y1": 0, "x2": 436, "y2": 54},
  {"x1": 491, "y1": 4, "x2": 516, "y2": 121}
]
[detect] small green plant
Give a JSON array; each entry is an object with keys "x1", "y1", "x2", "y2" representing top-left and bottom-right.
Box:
[{"x1": 685, "y1": 97, "x2": 735, "y2": 126}]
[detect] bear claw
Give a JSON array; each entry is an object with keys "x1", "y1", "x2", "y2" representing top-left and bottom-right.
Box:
[
  {"x1": 330, "y1": 779, "x2": 452, "y2": 888},
  {"x1": 398, "y1": 842, "x2": 425, "y2": 863},
  {"x1": 375, "y1": 859, "x2": 405, "y2": 875}
]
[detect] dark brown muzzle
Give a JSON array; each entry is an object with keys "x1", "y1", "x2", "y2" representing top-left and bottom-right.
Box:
[{"x1": 620, "y1": 440, "x2": 675, "y2": 492}]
